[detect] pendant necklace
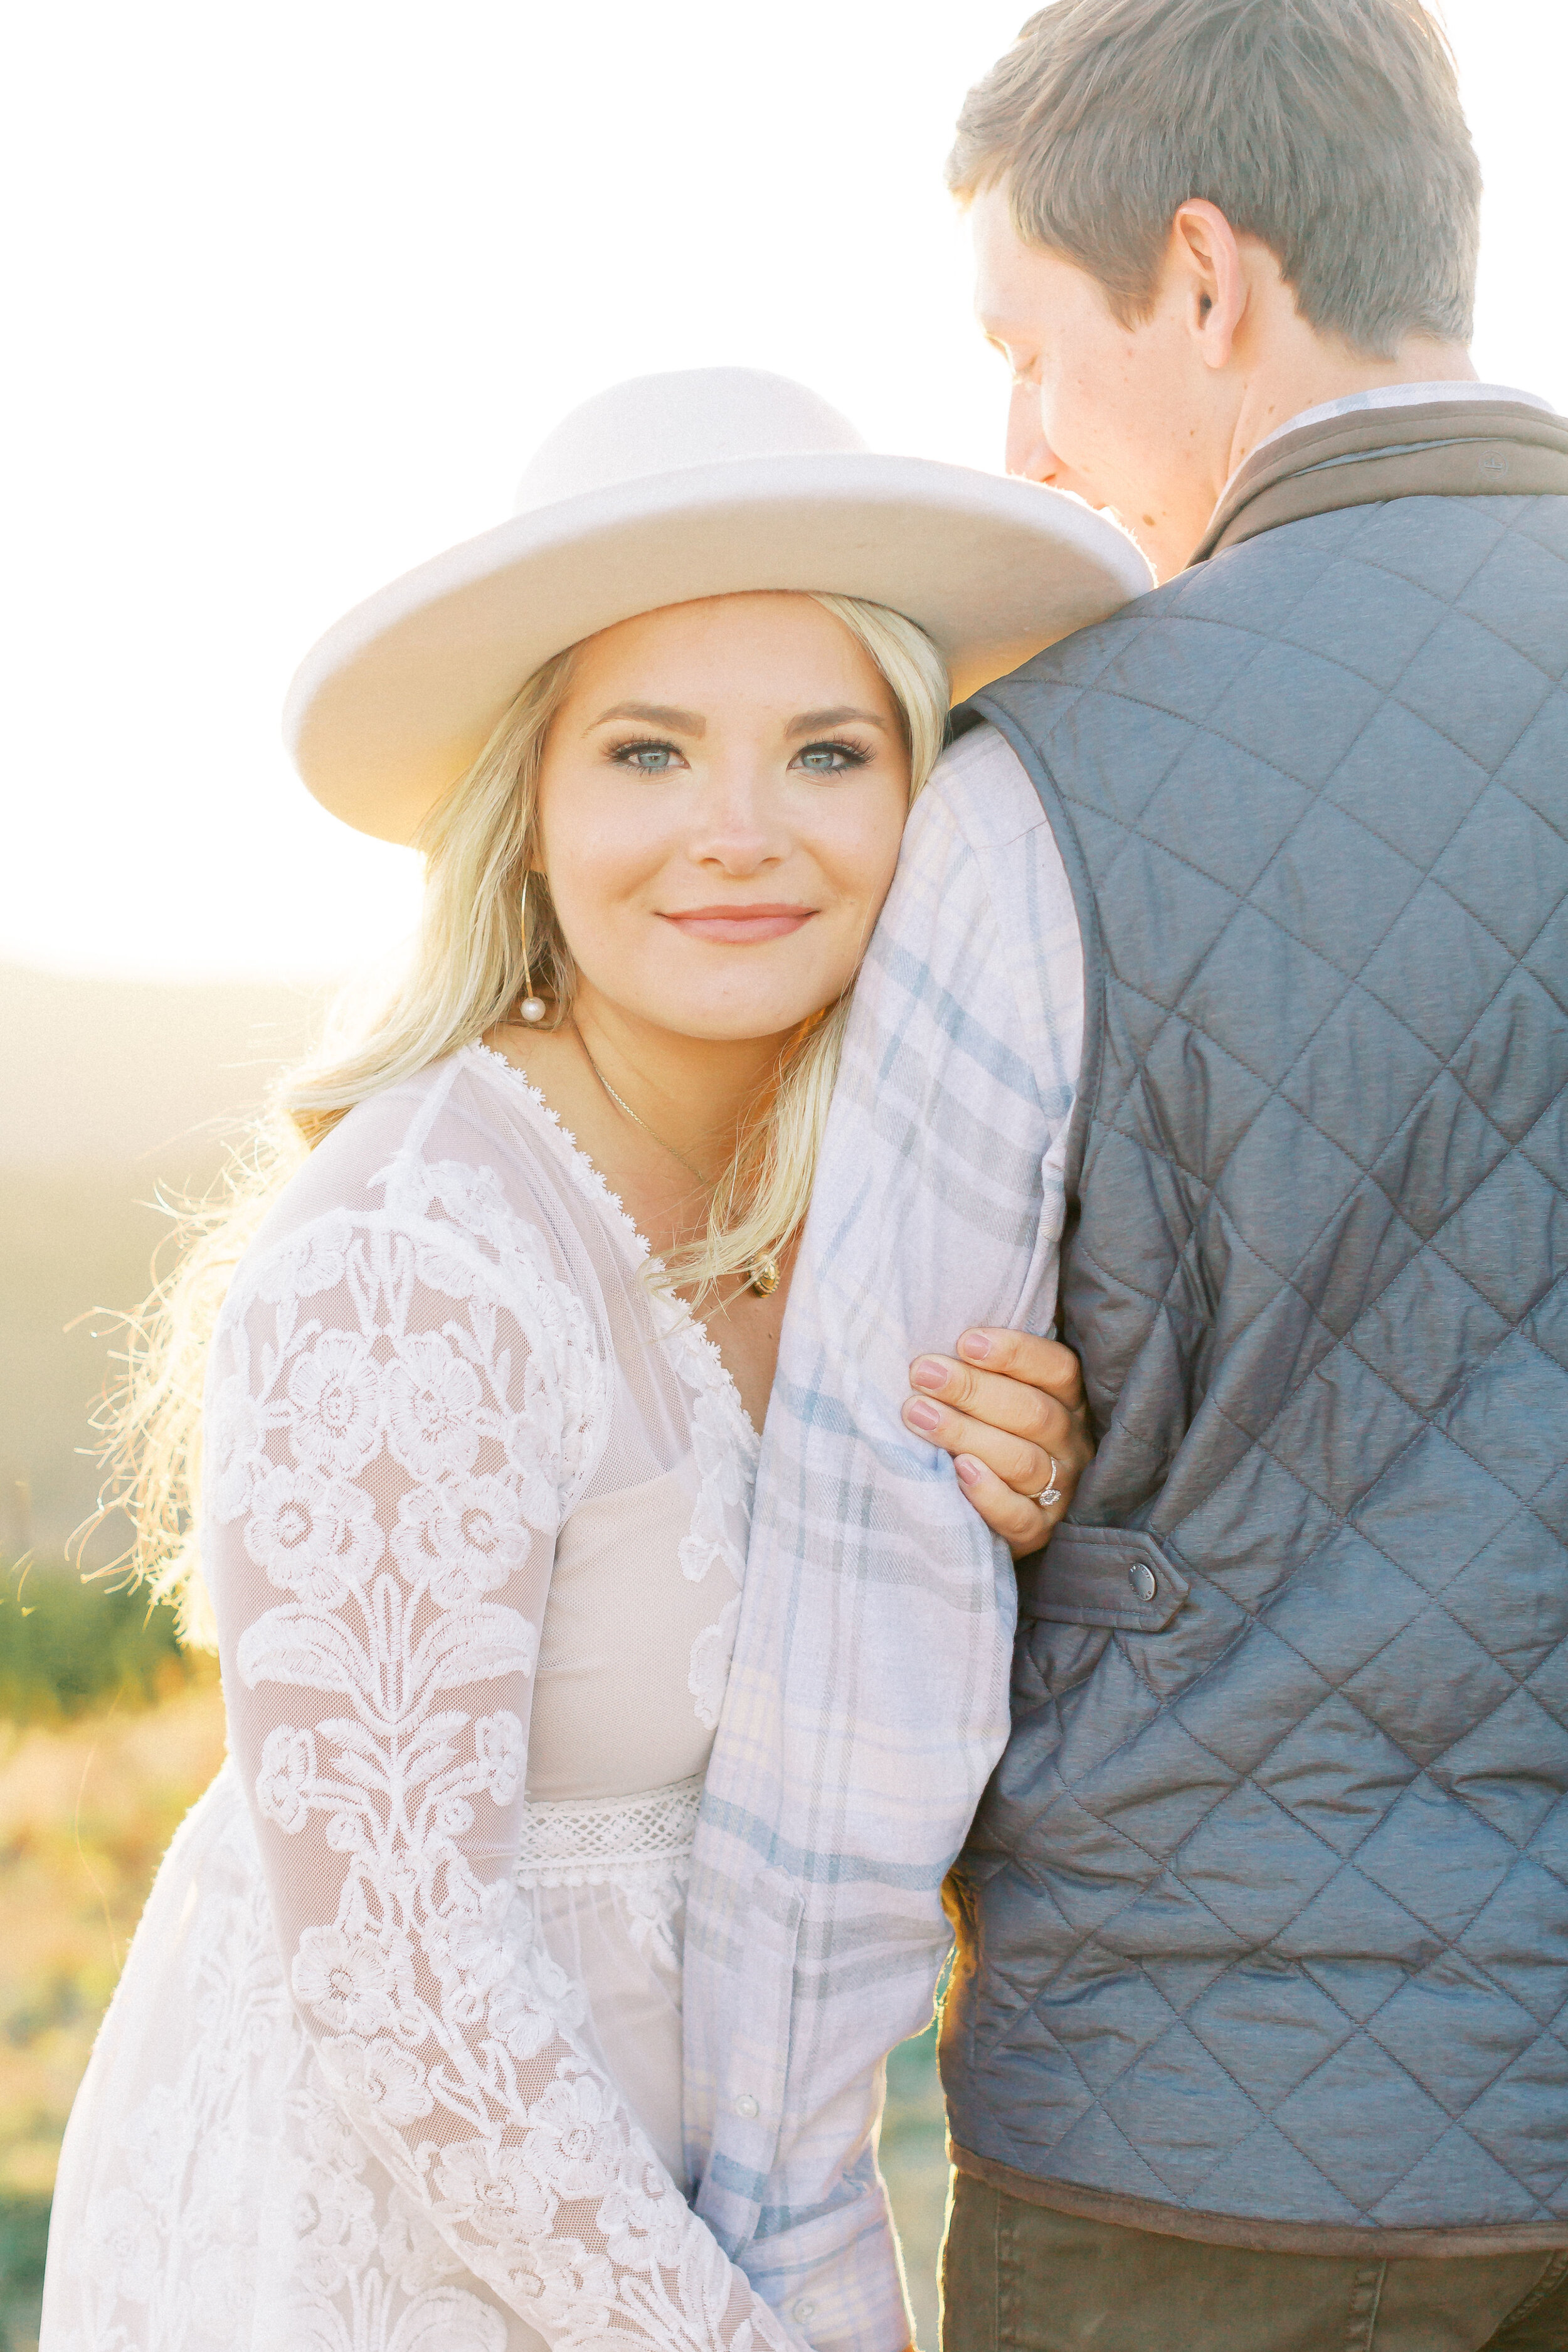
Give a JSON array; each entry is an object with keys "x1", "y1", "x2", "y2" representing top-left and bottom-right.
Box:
[{"x1": 571, "y1": 1022, "x2": 781, "y2": 1296}]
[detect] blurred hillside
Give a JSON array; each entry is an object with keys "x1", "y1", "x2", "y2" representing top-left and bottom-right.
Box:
[{"x1": 0, "y1": 962, "x2": 321, "y2": 1560}]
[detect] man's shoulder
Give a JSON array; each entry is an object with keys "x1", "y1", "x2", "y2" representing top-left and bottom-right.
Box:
[
  {"x1": 985, "y1": 483, "x2": 1568, "y2": 719},
  {"x1": 973, "y1": 572, "x2": 1179, "y2": 715},
  {"x1": 977, "y1": 489, "x2": 1563, "y2": 744},
  {"x1": 926, "y1": 718, "x2": 1062, "y2": 854}
]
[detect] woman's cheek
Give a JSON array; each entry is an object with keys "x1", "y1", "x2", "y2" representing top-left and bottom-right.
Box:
[
  {"x1": 541, "y1": 799, "x2": 666, "y2": 962},
  {"x1": 824, "y1": 799, "x2": 906, "y2": 920},
  {"x1": 814, "y1": 856, "x2": 903, "y2": 991}
]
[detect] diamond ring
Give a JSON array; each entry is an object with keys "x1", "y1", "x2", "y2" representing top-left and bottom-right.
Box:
[{"x1": 1036, "y1": 1457, "x2": 1062, "y2": 1509}]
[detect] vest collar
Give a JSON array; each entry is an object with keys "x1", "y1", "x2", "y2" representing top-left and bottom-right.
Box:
[{"x1": 1189, "y1": 395, "x2": 1568, "y2": 565}]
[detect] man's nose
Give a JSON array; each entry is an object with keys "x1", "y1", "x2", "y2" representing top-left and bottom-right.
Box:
[{"x1": 1005, "y1": 381, "x2": 1057, "y2": 484}]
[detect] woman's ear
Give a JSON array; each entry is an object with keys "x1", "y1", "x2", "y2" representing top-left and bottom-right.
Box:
[{"x1": 1170, "y1": 198, "x2": 1246, "y2": 371}]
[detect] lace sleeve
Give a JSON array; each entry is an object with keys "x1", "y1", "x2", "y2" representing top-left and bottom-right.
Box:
[{"x1": 205, "y1": 1189, "x2": 798, "y2": 2351}]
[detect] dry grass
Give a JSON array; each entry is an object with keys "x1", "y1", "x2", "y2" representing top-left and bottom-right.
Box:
[{"x1": 0, "y1": 1671, "x2": 225, "y2": 2203}]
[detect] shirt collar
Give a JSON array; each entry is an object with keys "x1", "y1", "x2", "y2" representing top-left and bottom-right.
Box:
[{"x1": 1233, "y1": 381, "x2": 1555, "y2": 493}]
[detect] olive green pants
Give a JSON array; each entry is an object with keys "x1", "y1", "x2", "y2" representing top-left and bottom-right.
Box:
[{"x1": 941, "y1": 2175, "x2": 1568, "y2": 2352}]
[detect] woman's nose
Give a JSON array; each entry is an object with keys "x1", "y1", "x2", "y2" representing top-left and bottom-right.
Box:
[
  {"x1": 686, "y1": 767, "x2": 787, "y2": 872},
  {"x1": 1005, "y1": 381, "x2": 1057, "y2": 485}
]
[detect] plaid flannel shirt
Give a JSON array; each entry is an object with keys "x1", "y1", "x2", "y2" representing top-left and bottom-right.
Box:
[{"x1": 682, "y1": 721, "x2": 1085, "y2": 2348}]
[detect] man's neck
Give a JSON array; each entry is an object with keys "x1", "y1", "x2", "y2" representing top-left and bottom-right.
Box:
[{"x1": 1221, "y1": 336, "x2": 1480, "y2": 498}]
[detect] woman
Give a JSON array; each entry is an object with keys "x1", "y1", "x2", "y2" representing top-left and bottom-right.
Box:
[{"x1": 42, "y1": 368, "x2": 1145, "y2": 2351}]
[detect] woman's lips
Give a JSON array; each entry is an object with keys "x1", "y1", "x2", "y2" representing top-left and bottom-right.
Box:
[{"x1": 659, "y1": 904, "x2": 816, "y2": 944}]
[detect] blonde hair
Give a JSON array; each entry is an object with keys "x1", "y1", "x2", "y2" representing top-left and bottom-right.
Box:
[{"x1": 98, "y1": 592, "x2": 948, "y2": 1642}]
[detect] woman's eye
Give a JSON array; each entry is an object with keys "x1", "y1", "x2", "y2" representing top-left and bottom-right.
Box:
[
  {"x1": 611, "y1": 740, "x2": 681, "y2": 773},
  {"x1": 795, "y1": 740, "x2": 868, "y2": 776}
]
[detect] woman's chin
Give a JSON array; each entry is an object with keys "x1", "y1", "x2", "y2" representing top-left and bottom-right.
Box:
[
  {"x1": 606, "y1": 997, "x2": 833, "y2": 1051},
  {"x1": 583, "y1": 966, "x2": 851, "y2": 1051}
]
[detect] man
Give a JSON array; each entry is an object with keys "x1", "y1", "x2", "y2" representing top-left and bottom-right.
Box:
[{"x1": 683, "y1": 3, "x2": 1568, "y2": 2347}]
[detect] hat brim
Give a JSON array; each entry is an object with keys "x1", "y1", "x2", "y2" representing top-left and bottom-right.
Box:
[{"x1": 284, "y1": 451, "x2": 1153, "y2": 843}]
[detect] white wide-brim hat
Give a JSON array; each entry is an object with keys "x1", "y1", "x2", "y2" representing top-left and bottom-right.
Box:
[{"x1": 285, "y1": 367, "x2": 1153, "y2": 844}]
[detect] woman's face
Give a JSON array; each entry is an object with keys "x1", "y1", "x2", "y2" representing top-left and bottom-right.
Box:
[{"x1": 534, "y1": 592, "x2": 912, "y2": 1047}]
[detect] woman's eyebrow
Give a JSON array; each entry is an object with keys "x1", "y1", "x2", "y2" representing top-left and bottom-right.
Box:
[
  {"x1": 592, "y1": 701, "x2": 706, "y2": 732},
  {"x1": 787, "y1": 706, "x2": 889, "y2": 737}
]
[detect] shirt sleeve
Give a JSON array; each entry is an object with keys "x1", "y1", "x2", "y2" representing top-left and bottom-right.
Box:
[
  {"x1": 207, "y1": 1176, "x2": 800, "y2": 2352},
  {"x1": 684, "y1": 725, "x2": 1084, "y2": 2348}
]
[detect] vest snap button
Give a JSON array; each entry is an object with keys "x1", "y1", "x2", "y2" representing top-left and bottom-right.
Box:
[
  {"x1": 1129, "y1": 1562, "x2": 1158, "y2": 1603},
  {"x1": 733, "y1": 2092, "x2": 760, "y2": 2119}
]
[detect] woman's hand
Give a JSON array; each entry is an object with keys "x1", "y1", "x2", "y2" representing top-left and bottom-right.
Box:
[{"x1": 901, "y1": 1327, "x2": 1094, "y2": 1559}]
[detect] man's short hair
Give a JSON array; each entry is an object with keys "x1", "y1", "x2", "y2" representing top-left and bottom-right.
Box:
[{"x1": 948, "y1": 0, "x2": 1480, "y2": 356}]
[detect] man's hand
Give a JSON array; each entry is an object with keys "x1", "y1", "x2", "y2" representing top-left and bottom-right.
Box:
[{"x1": 901, "y1": 1328, "x2": 1094, "y2": 1559}]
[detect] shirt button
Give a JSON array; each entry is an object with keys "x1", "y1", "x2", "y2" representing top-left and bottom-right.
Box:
[
  {"x1": 1129, "y1": 1562, "x2": 1158, "y2": 1603},
  {"x1": 793, "y1": 2301, "x2": 816, "y2": 2323},
  {"x1": 733, "y1": 2092, "x2": 760, "y2": 2119}
]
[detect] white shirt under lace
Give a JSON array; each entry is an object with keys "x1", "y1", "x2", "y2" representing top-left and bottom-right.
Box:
[{"x1": 41, "y1": 1045, "x2": 799, "y2": 2352}]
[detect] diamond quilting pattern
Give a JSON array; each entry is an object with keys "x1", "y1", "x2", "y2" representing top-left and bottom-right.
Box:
[
  {"x1": 1428, "y1": 1690, "x2": 1568, "y2": 1847},
  {"x1": 1461, "y1": 2050, "x2": 1568, "y2": 2204},
  {"x1": 951, "y1": 494, "x2": 1568, "y2": 2235},
  {"x1": 1328, "y1": 700, "x2": 1485, "y2": 866},
  {"x1": 1457, "y1": 1861, "x2": 1568, "y2": 2024},
  {"x1": 1528, "y1": 1457, "x2": 1568, "y2": 1546},
  {"x1": 1352, "y1": 1435, "x2": 1522, "y2": 1590},
  {"x1": 1373, "y1": 1074, "x2": 1515, "y2": 1243},
  {"x1": 1454, "y1": 523, "x2": 1568, "y2": 674},
  {"x1": 1361, "y1": 882, "x2": 1519, "y2": 1062},
  {"x1": 1394, "y1": 609, "x2": 1554, "y2": 771},
  {"x1": 1250, "y1": 1693, "x2": 1416, "y2": 1858},
  {"x1": 1437, "y1": 780, "x2": 1568, "y2": 956},
  {"x1": 1173, "y1": 1784, "x2": 1344, "y2": 1942},
  {"x1": 1452, "y1": 971, "x2": 1568, "y2": 1145},
  {"x1": 1184, "y1": 1962, "x2": 1354, "y2": 2112},
  {"x1": 1276, "y1": 550, "x2": 1451, "y2": 689},
  {"x1": 1271, "y1": 2041, "x2": 1451, "y2": 2206},
  {"x1": 1278, "y1": 985, "x2": 1444, "y2": 1165},
  {"x1": 1251, "y1": 797, "x2": 1425, "y2": 976},
  {"x1": 1142, "y1": 735, "x2": 1315, "y2": 897},
  {"x1": 1097, "y1": 2027, "x2": 1263, "y2": 2198},
  {"x1": 1444, "y1": 1338, "x2": 1568, "y2": 1501},
  {"x1": 1350, "y1": 1247, "x2": 1513, "y2": 1417},
  {"x1": 1261, "y1": 1528, "x2": 1429, "y2": 1676},
  {"x1": 1341, "y1": 1609, "x2": 1515, "y2": 1768},
  {"x1": 1440, "y1": 1526, "x2": 1568, "y2": 1684},
  {"x1": 1374, "y1": 2127, "x2": 1544, "y2": 2228},
  {"x1": 1498, "y1": 694, "x2": 1568, "y2": 841}
]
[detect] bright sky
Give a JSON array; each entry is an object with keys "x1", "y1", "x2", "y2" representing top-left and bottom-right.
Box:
[{"x1": 8, "y1": 0, "x2": 1564, "y2": 982}]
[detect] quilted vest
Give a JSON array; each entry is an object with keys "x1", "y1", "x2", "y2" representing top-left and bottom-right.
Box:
[{"x1": 942, "y1": 439, "x2": 1568, "y2": 2252}]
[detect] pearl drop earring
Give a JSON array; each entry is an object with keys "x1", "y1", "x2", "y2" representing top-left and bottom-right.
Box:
[{"x1": 519, "y1": 878, "x2": 546, "y2": 1023}]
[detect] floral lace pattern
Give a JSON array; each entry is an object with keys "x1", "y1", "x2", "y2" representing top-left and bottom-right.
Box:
[
  {"x1": 45, "y1": 1055, "x2": 793, "y2": 2352},
  {"x1": 61, "y1": 1772, "x2": 521, "y2": 2352}
]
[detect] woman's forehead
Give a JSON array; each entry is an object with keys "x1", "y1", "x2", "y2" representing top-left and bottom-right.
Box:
[{"x1": 562, "y1": 593, "x2": 894, "y2": 719}]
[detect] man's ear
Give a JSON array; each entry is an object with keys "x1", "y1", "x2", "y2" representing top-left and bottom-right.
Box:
[{"x1": 1170, "y1": 199, "x2": 1245, "y2": 371}]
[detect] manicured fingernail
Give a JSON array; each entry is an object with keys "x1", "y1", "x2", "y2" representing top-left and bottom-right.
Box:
[
  {"x1": 911, "y1": 1357, "x2": 946, "y2": 1392},
  {"x1": 903, "y1": 1397, "x2": 941, "y2": 1433},
  {"x1": 959, "y1": 1330, "x2": 992, "y2": 1360},
  {"x1": 955, "y1": 1455, "x2": 983, "y2": 1486}
]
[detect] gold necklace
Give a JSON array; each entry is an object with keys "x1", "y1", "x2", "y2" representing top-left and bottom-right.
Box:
[{"x1": 571, "y1": 1023, "x2": 781, "y2": 1296}]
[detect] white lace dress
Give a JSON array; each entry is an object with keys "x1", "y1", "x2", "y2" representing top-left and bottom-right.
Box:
[{"x1": 41, "y1": 1045, "x2": 800, "y2": 2352}]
